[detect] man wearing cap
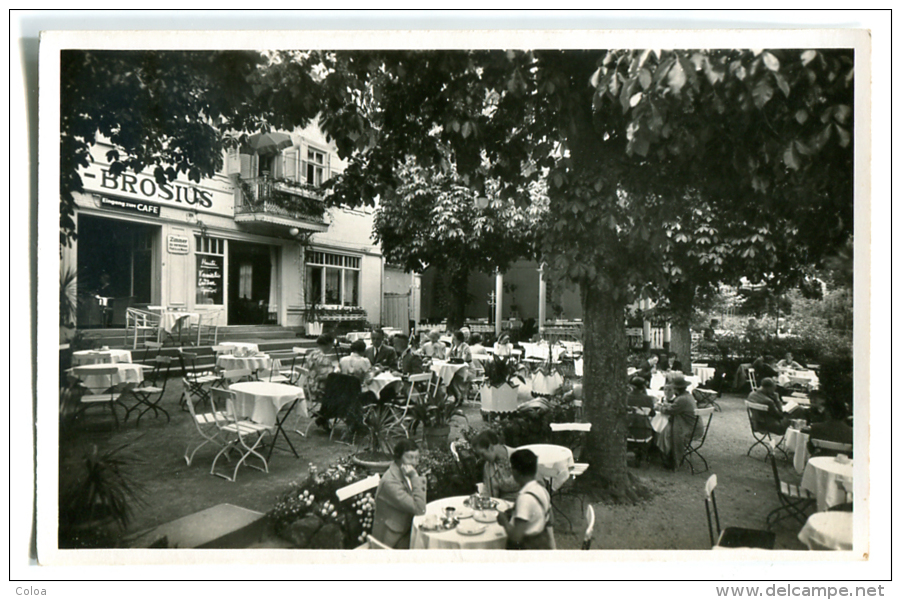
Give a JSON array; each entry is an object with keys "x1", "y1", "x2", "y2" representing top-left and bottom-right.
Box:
[
  {"x1": 655, "y1": 374, "x2": 698, "y2": 469},
  {"x1": 748, "y1": 377, "x2": 794, "y2": 435}
]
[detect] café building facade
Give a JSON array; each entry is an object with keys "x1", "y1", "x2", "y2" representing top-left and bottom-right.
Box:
[{"x1": 62, "y1": 125, "x2": 396, "y2": 333}]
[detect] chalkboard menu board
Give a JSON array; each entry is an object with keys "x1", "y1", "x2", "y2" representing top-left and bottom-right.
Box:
[{"x1": 196, "y1": 255, "x2": 224, "y2": 304}]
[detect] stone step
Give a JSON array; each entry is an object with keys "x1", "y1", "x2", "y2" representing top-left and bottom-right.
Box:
[{"x1": 127, "y1": 503, "x2": 268, "y2": 549}]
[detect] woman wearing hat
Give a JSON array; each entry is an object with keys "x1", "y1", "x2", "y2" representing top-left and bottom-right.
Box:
[{"x1": 654, "y1": 373, "x2": 697, "y2": 470}]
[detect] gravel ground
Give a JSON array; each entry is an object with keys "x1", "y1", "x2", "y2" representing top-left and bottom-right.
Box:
[{"x1": 59, "y1": 378, "x2": 809, "y2": 551}]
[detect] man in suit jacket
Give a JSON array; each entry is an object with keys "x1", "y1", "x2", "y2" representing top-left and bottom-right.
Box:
[
  {"x1": 366, "y1": 330, "x2": 398, "y2": 369},
  {"x1": 372, "y1": 439, "x2": 427, "y2": 549},
  {"x1": 748, "y1": 377, "x2": 792, "y2": 435}
]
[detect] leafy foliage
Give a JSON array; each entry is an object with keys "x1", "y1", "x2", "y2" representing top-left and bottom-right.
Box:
[{"x1": 408, "y1": 387, "x2": 467, "y2": 431}]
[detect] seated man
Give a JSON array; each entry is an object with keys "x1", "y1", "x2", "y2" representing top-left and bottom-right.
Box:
[
  {"x1": 655, "y1": 374, "x2": 697, "y2": 469},
  {"x1": 752, "y1": 355, "x2": 780, "y2": 381},
  {"x1": 448, "y1": 329, "x2": 472, "y2": 363},
  {"x1": 626, "y1": 376, "x2": 656, "y2": 411},
  {"x1": 496, "y1": 449, "x2": 556, "y2": 550},
  {"x1": 747, "y1": 377, "x2": 796, "y2": 436},
  {"x1": 807, "y1": 399, "x2": 853, "y2": 455},
  {"x1": 393, "y1": 333, "x2": 424, "y2": 375},
  {"x1": 636, "y1": 354, "x2": 660, "y2": 382},
  {"x1": 365, "y1": 329, "x2": 398, "y2": 369}
]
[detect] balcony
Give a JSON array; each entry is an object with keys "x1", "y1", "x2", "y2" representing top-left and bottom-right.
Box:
[{"x1": 234, "y1": 175, "x2": 329, "y2": 233}]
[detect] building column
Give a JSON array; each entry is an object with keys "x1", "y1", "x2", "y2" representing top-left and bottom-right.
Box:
[
  {"x1": 538, "y1": 263, "x2": 547, "y2": 336},
  {"x1": 494, "y1": 270, "x2": 504, "y2": 337},
  {"x1": 663, "y1": 322, "x2": 671, "y2": 352},
  {"x1": 640, "y1": 298, "x2": 651, "y2": 352}
]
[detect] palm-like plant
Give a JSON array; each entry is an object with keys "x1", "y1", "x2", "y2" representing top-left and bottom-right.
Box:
[
  {"x1": 60, "y1": 267, "x2": 78, "y2": 327},
  {"x1": 408, "y1": 388, "x2": 467, "y2": 434}
]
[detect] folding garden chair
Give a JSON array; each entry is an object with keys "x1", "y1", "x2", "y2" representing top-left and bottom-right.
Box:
[
  {"x1": 72, "y1": 367, "x2": 134, "y2": 429},
  {"x1": 265, "y1": 350, "x2": 302, "y2": 384},
  {"x1": 764, "y1": 441, "x2": 815, "y2": 529},
  {"x1": 209, "y1": 388, "x2": 272, "y2": 482},
  {"x1": 387, "y1": 372, "x2": 432, "y2": 439},
  {"x1": 745, "y1": 401, "x2": 788, "y2": 461},
  {"x1": 747, "y1": 367, "x2": 760, "y2": 392},
  {"x1": 303, "y1": 372, "x2": 366, "y2": 444},
  {"x1": 679, "y1": 407, "x2": 715, "y2": 475},
  {"x1": 626, "y1": 406, "x2": 655, "y2": 468},
  {"x1": 125, "y1": 355, "x2": 173, "y2": 425},
  {"x1": 182, "y1": 391, "x2": 230, "y2": 467},
  {"x1": 705, "y1": 474, "x2": 776, "y2": 550},
  {"x1": 178, "y1": 348, "x2": 219, "y2": 408}
]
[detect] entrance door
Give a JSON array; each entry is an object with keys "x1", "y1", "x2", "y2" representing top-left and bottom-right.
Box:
[
  {"x1": 76, "y1": 215, "x2": 157, "y2": 328},
  {"x1": 384, "y1": 292, "x2": 411, "y2": 335},
  {"x1": 227, "y1": 241, "x2": 275, "y2": 325}
]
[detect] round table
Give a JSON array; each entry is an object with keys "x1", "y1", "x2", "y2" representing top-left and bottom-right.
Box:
[
  {"x1": 71, "y1": 349, "x2": 133, "y2": 366},
  {"x1": 410, "y1": 496, "x2": 510, "y2": 550},
  {"x1": 365, "y1": 372, "x2": 403, "y2": 396},
  {"x1": 692, "y1": 366, "x2": 716, "y2": 385},
  {"x1": 229, "y1": 381, "x2": 304, "y2": 428},
  {"x1": 159, "y1": 310, "x2": 199, "y2": 333},
  {"x1": 784, "y1": 427, "x2": 811, "y2": 474},
  {"x1": 798, "y1": 511, "x2": 852, "y2": 550},
  {"x1": 429, "y1": 360, "x2": 469, "y2": 386},
  {"x1": 516, "y1": 444, "x2": 574, "y2": 491},
  {"x1": 800, "y1": 456, "x2": 854, "y2": 512},
  {"x1": 216, "y1": 354, "x2": 272, "y2": 373},
  {"x1": 71, "y1": 363, "x2": 145, "y2": 391}
]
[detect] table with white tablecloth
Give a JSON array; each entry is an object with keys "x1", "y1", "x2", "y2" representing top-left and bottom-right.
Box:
[
  {"x1": 345, "y1": 331, "x2": 371, "y2": 344},
  {"x1": 784, "y1": 426, "x2": 811, "y2": 474},
  {"x1": 410, "y1": 496, "x2": 510, "y2": 550},
  {"x1": 216, "y1": 354, "x2": 271, "y2": 373},
  {"x1": 365, "y1": 372, "x2": 403, "y2": 396},
  {"x1": 71, "y1": 363, "x2": 146, "y2": 391},
  {"x1": 516, "y1": 444, "x2": 575, "y2": 491},
  {"x1": 778, "y1": 368, "x2": 820, "y2": 390},
  {"x1": 430, "y1": 360, "x2": 470, "y2": 386},
  {"x1": 229, "y1": 381, "x2": 304, "y2": 428},
  {"x1": 692, "y1": 366, "x2": 716, "y2": 385},
  {"x1": 801, "y1": 456, "x2": 853, "y2": 512},
  {"x1": 71, "y1": 349, "x2": 133, "y2": 366},
  {"x1": 798, "y1": 511, "x2": 852, "y2": 551},
  {"x1": 216, "y1": 342, "x2": 260, "y2": 354},
  {"x1": 158, "y1": 310, "x2": 200, "y2": 344}
]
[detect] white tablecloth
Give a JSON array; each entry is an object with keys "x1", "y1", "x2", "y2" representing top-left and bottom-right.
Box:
[
  {"x1": 72, "y1": 349, "x2": 133, "y2": 366},
  {"x1": 71, "y1": 363, "x2": 145, "y2": 391},
  {"x1": 516, "y1": 444, "x2": 575, "y2": 491},
  {"x1": 801, "y1": 456, "x2": 854, "y2": 512},
  {"x1": 229, "y1": 381, "x2": 304, "y2": 428},
  {"x1": 798, "y1": 511, "x2": 852, "y2": 551},
  {"x1": 430, "y1": 360, "x2": 469, "y2": 386},
  {"x1": 159, "y1": 311, "x2": 200, "y2": 334},
  {"x1": 410, "y1": 496, "x2": 509, "y2": 550},
  {"x1": 365, "y1": 372, "x2": 403, "y2": 395},
  {"x1": 692, "y1": 366, "x2": 716, "y2": 384},
  {"x1": 779, "y1": 368, "x2": 820, "y2": 389},
  {"x1": 216, "y1": 354, "x2": 272, "y2": 372},
  {"x1": 346, "y1": 331, "x2": 371, "y2": 343},
  {"x1": 217, "y1": 342, "x2": 260, "y2": 354},
  {"x1": 784, "y1": 427, "x2": 811, "y2": 474},
  {"x1": 574, "y1": 358, "x2": 583, "y2": 376}
]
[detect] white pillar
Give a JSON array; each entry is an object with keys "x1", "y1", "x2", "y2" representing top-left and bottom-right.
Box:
[
  {"x1": 495, "y1": 271, "x2": 504, "y2": 337},
  {"x1": 538, "y1": 263, "x2": 547, "y2": 335},
  {"x1": 640, "y1": 299, "x2": 651, "y2": 348}
]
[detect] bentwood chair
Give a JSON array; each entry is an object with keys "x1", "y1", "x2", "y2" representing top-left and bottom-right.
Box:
[{"x1": 705, "y1": 474, "x2": 776, "y2": 550}]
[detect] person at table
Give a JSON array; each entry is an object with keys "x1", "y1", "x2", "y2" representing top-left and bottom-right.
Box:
[
  {"x1": 496, "y1": 449, "x2": 556, "y2": 550},
  {"x1": 659, "y1": 352, "x2": 683, "y2": 373},
  {"x1": 655, "y1": 374, "x2": 697, "y2": 469},
  {"x1": 365, "y1": 329, "x2": 398, "y2": 369},
  {"x1": 747, "y1": 377, "x2": 795, "y2": 435},
  {"x1": 494, "y1": 332, "x2": 513, "y2": 357},
  {"x1": 448, "y1": 329, "x2": 472, "y2": 363},
  {"x1": 339, "y1": 340, "x2": 372, "y2": 383},
  {"x1": 421, "y1": 330, "x2": 447, "y2": 360},
  {"x1": 776, "y1": 351, "x2": 804, "y2": 371},
  {"x1": 304, "y1": 334, "x2": 337, "y2": 401},
  {"x1": 469, "y1": 333, "x2": 487, "y2": 356},
  {"x1": 627, "y1": 377, "x2": 656, "y2": 412},
  {"x1": 471, "y1": 430, "x2": 519, "y2": 502},
  {"x1": 372, "y1": 439, "x2": 427, "y2": 549},
  {"x1": 636, "y1": 354, "x2": 660, "y2": 381},
  {"x1": 392, "y1": 333, "x2": 424, "y2": 375},
  {"x1": 807, "y1": 399, "x2": 853, "y2": 456},
  {"x1": 752, "y1": 355, "x2": 779, "y2": 380}
]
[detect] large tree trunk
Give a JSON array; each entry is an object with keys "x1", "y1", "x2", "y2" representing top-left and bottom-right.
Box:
[
  {"x1": 580, "y1": 284, "x2": 637, "y2": 499},
  {"x1": 445, "y1": 269, "x2": 469, "y2": 331},
  {"x1": 668, "y1": 282, "x2": 695, "y2": 373}
]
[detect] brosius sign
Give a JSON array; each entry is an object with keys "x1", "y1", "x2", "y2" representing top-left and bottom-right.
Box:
[{"x1": 80, "y1": 162, "x2": 233, "y2": 217}]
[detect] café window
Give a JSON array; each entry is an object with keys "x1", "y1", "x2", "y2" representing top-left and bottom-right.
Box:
[
  {"x1": 304, "y1": 148, "x2": 326, "y2": 187},
  {"x1": 305, "y1": 251, "x2": 360, "y2": 307},
  {"x1": 195, "y1": 235, "x2": 225, "y2": 305}
]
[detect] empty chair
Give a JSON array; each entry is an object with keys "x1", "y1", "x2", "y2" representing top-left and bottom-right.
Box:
[
  {"x1": 182, "y1": 391, "x2": 229, "y2": 467},
  {"x1": 581, "y1": 505, "x2": 596, "y2": 550},
  {"x1": 209, "y1": 388, "x2": 272, "y2": 482},
  {"x1": 549, "y1": 421, "x2": 591, "y2": 461},
  {"x1": 705, "y1": 474, "x2": 776, "y2": 550},
  {"x1": 126, "y1": 355, "x2": 173, "y2": 425},
  {"x1": 679, "y1": 407, "x2": 715, "y2": 475},
  {"x1": 136, "y1": 341, "x2": 163, "y2": 365},
  {"x1": 764, "y1": 441, "x2": 815, "y2": 529},
  {"x1": 71, "y1": 367, "x2": 132, "y2": 429},
  {"x1": 217, "y1": 368, "x2": 254, "y2": 387},
  {"x1": 178, "y1": 349, "x2": 219, "y2": 407},
  {"x1": 747, "y1": 367, "x2": 759, "y2": 392},
  {"x1": 266, "y1": 350, "x2": 302, "y2": 384},
  {"x1": 125, "y1": 307, "x2": 160, "y2": 349},
  {"x1": 388, "y1": 372, "x2": 433, "y2": 439},
  {"x1": 335, "y1": 474, "x2": 382, "y2": 549}
]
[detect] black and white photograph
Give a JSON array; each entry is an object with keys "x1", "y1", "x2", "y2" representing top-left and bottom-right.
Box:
[{"x1": 17, "y1": 10, "x2": 889, "y2": 588}]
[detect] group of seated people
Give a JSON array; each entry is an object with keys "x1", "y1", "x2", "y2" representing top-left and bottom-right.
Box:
[
  {"x1": 626, "y1": 373, "x2": 700, "y2": 470},
  {"x1": 371, "y1": 437, "x2": 554, "y2": 549},
  {"x1": 634, "y1": 352, "x2": 683, "y2": 381}
]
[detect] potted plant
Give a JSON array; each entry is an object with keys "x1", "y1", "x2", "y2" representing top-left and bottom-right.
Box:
[
  {"x1": 58, "y1": 442, "x2": 146, "y2": 549},
  {"x1": 480, "y1": 355, "x2": 520, "y2": 414},
  {"x1": 350, "y1": 404, "x2": 397, "y2": 471},
  {"x1": 409, "y1": 387, "x2": 467, "y2": 451}
]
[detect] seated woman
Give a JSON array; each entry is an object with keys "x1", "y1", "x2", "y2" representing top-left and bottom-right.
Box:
[
  {"x1": 807, "y1": 399, "x2": 853, "y2": 456},
  {"x1": 421, "y1": 330, "x2": 447, "y2": 361},
  {"x1": 496, "y1": 449, "x2": 556, "y2": 550},
  {"x1": 372, "y1": 439, "x2": 427, "y2": 549},
  {"x1": 654, "y1": 374, "x2": 697, "y2": 469},
  {"x1": 659, "y1": 352, "x2": 683, "y2": 373},
  {"x1": 468, "y1": 333, "x2": 487, "y2": 356},
  {"x1": 448, "y1": 329, "x2": 472, "y2": 363},
  {"x1": 494, "y1": 332, "x2": 513, "y2": 357},
  {"x1": 303, "y1": 334, "x2": 337, "y2": 401},
  {"x1": 471, "y1": 430, "x2": 519, "y2": 502},
  {"x1": 339, "y1": 340, "x2": 372, "y2": 383},
  {"x1": 776, "y1": 351, "x2": 804, "y2": 371}
]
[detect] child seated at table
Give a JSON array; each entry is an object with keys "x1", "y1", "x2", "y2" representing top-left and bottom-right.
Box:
[{"x1": 496, "y1": 449, "x2": 556, "y2": 550}]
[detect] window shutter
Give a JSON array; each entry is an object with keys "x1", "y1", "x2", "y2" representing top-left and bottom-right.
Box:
[
  {"x1": 240, "y1": 154, "x2": 253, "y2": 179},
  {"x1": 226, "y1": 148, "x2": 241, "y2": 175},
  {"x1": 325, "y1": 151, "x2": 331, "y2": 183},
  {"x1": 283, "y1": 149, "x2": 298, "y2": 182}
]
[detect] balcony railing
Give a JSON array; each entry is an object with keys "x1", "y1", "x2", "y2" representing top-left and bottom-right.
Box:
[{"x1": 236, "y1": 175, "x2": 327, "y2": 225}]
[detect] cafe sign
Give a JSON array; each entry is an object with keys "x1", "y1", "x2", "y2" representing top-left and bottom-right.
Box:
[
  {"x1": 81, "y1": 160, "x2": 233, "y2": 217},
  {"x1": 98, "y1": 195, "x2": 161, "y2": 216},
  {"x1": 167, "y1": 234, "x2": 190, "y2": 255}
]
